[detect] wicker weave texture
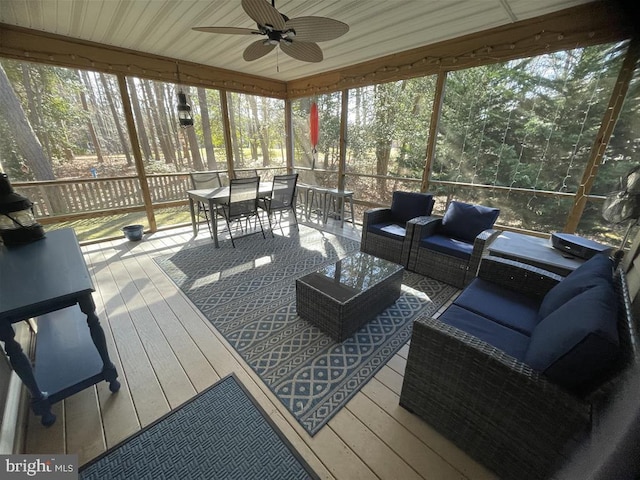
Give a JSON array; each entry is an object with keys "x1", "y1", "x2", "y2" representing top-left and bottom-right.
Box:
[
  {"x1": 361, "y1": 208, "x2": 405, "y2": 265},
  {"x1": 407, "y1": 216, "x2": 500, "y2": 288},
  {"x1": 296, "y1": 264, "x2": 403, "y2": 341},
  {"x1": 360, "y1": 232, "x2": 406, "y2": 265},
  {"x1": 399, "y1": 262, "x2": 637, "y2": 480},
  {"x1": 360, "y1": 210, "x2": 429, "y2": 267},
  {"x1": 478, "y1": 255, "x2": 563, "y2": 301}
]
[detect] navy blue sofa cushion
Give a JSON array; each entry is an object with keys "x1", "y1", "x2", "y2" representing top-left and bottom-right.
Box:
[
  {"x1": 525, "y1": 282, "x2": 619, "y2": 393},
  {"x1": 538, "y1": 253, "x2": 614, "y2": 319},
  {"x1": 420, "y1": 234, "x2": 473, "y2": 259},
  {"x1": 439, "y1": 305, "x2": 530, "y2": 361},
  {"x1": 439, "y1": 201, "x2": 500, "y2": 243},
  {"x1": 368, "y1": 222, "x2": 407, "y2": 240},
  {"x1": 390, "y1": 191, "x2": 434, "y2": 224},
  {"x1": 454, "y1": 278, "x2": 540, "y2": 336}
]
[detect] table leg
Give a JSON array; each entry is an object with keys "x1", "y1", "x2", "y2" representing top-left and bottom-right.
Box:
[
  {"x1": 208, "y1": 198, "x2": 219, "y2": 248},
  {"x1": 348, "y1": 195, "x2": 355, "y2": 226},
  {"x1": 0, "y1": 323, "x2": 56, "y2": 426},
  {"x1": 323, "y1": 192, "x2": 331, "y2": 224},
  {"x1": 78, "y1": 295, "x2": 120, "y2": 393},
  {"x1": 188, "y1": 197, "x2": 197, "y2": 236}
]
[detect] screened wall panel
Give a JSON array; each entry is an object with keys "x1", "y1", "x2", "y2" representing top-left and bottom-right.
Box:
[
  {"x1": 226, "y1": 92, "x2": 286, "y2": 174},
  {"x1": 346, "y1": 78, "x2": 436, "y2": 178},
  {"x1": 433, "y1": 42, "x2": 629, "y2": 234},
  {"x1": 292, "y1": 93, "x2": 341, "y2": 187}
]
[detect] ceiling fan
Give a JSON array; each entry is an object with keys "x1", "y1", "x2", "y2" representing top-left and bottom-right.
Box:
[{"x1": 192, "y1": 0, "x2": 349, "y2": 63}]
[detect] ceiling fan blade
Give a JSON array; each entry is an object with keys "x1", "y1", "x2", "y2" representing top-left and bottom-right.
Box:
[
  {"x1": 241, "y1": 0, "x2": 285, "y2": 30},
  {"x1": 285, "y1": 17, "x2": 349, "y2": 42},
  {"x1": 192, "y1": 26, "x2": 259, "y2": 35},
  {"x1": 280, "y1": 41, "x2": 323, "y2": 63},
  {"x1": 243, "y1": 40, "x2": 276, "y2": 61}
]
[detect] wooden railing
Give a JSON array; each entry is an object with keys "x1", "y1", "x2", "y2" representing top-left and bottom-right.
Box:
[
  {"x1": 12, "y1": 168, "x2": 288, "y2": 221},
  {"x1": 13, "y1": 174, "x2": 192, "y2": 218},
  {"x1": 13, "y1": 169, "x2": 606, "y2": 236}
]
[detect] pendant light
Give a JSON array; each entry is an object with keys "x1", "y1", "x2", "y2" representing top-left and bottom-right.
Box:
[{"x1": 175, "y1": 63, "x2": 193, "y2": 128}]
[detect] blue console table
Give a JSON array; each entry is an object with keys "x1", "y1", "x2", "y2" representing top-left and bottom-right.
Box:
[{"x1": 0, "y1": 228, "x2": 120, "y2": 425}]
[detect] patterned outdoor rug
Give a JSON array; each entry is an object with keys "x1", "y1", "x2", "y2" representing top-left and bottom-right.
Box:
[
  {"x1": 80, "y1": 374, "x2": 318, "y2": 479},
  {"x1": 155, "y1": 225, "x2": 458, "y2": 435}
]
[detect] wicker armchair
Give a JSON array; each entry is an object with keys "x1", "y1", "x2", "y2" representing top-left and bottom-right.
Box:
[
  {"x1": 400, "y1": 256, "x2": 639, "y2": 480},
  {"x1": 407, "y1": 201, "x2": 500, "y2": 287},
  {"x1": 360, "y1": 191, "x2": 434, "y2": 266}
]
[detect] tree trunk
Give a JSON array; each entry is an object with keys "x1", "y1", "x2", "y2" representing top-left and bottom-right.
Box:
[
  {"x1": 81, "y1": 71, "x2": 109, "y2": 155},
  {"x1": 127, "y1": 77, "x2": 153, "y2": 161},
  {"x1": 197, "y1": 87, "x2": 217, "y2": 169},
  {"x1": 227, "y1": 93, "x2": 243, "y2": 165},
  {"x1": 140, "y1": 81, "x2": 161, "y2": 161},
  {"x1": 99, "y1": 73, "x2": 133, "y2": 166},
  {"x1": 247, "y1": 95, "x2": 259, "y2": 162},
  {"x1": 260, "y1": 97, "x2": 270, "y2": 166},
  {"x1": 142, "y1": 80, "x2": 175, "y2": 164},
  {"x1": 78, "y1": 72, "x2": 104, "y2": 164},
  {"x1": 0, "y1": 64, "x2": 55, "y2": 181},
  {"x1": 153, "y1": 82, "x2": 177, "y2": 165},
  {"x1": 181, "y1": 88, "x2": 203, "y2": 171}
]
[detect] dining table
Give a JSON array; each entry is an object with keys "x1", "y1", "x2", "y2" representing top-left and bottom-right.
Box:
[{"x1": 187, "y1": 182, "x2": 273, "y2": 248}]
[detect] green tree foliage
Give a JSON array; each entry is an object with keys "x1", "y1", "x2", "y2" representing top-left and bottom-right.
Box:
[
  {"x1": 227, "y1": 92, "x2": 285, "y2": 169},
  {"x1": 433, "y1": 42, "x2": 633, "y2": 231},
  {"x1": 347, "y1": 77, "x2": 434, "y2": 178},
  {"x1": 0, "y1": 60, "x2": 88, "y2": 179}
]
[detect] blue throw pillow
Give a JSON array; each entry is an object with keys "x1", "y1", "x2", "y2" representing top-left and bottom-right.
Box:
[
  {"x1": 525, "y1": 283, "x2": 619, "y2": 393},
  {"x1": 390, "y1": 191, "x2": 434, "y2": 224},
  {"x1": 439, "y1": 201, "x2": 500, "y2": 243},
  {"x1": 538, "y1": 253, "x2": 614, "y2": 319}
]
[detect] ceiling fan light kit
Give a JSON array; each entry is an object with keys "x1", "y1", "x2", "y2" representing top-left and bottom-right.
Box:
[{"x1": 192, "y1": 0, "x2": 349, "y2": 63}]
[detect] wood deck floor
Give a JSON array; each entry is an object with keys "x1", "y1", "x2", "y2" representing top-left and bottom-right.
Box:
[{"x1": 22, "y1": 218, "x2": 497, "y2": 480}]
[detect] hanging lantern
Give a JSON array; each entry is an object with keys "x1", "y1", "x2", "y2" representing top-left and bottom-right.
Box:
[
  {"x1": 0, "y1": 173, "x2": 45, "y2": 247},
  {"x1": 310, "y1": 102, "x2": 319, "y2": 170},
  {"x1": 176, "y1": 91, "x2": 194, "y2": 128}
]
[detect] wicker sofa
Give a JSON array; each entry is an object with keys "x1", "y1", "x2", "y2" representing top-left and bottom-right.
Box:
[{"x1": 400, "y1": 253, "x2": 639, "y2": 480}]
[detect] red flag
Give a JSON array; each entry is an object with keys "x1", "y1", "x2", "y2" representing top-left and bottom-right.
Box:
[{"x1": 310, "y1": 102, "x2": 319, "y2": 148}]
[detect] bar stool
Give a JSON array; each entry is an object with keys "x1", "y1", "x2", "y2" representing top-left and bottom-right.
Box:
[
  {"x1": 323, "y1": 189, "x2": 355, "y2": 228},
  {"x1": 296, "y1": 183, "x2": 313, "y2": 217},
  {"x1": 307, "y1": 186, "x2": 329, "y2": 221}
]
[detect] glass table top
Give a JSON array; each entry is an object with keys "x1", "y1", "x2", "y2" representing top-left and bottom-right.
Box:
[{"x1": 298, "y1": 252, "x2": 403, "y2": 303}]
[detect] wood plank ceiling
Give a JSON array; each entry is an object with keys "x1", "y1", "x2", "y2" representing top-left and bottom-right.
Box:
[{"x1": 0, "y1": 0, "x2": 599, "y2": 84}]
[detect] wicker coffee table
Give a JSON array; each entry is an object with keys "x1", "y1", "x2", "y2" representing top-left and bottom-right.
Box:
[{"x1": 296, "y1": 252, "x2": 404, "y2": 341}]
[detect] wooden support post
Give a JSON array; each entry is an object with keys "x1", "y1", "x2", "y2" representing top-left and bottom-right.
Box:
[
  {"x1": 117, "y1": 75, "x2": 156, "y2": 231},
  {"x1": 564, "y1": 39, "x2": 640, "y2": 233},
  {"x1": 422, "y1": 71, "x2": 447, "y2": 193},
  {"x1": 220, "y1": 90, "x2": 235, "y2": 179},
  {"x1": 284, "y1": 98, "x2": 294, "y2": 173},
  {"x1": 338, "y1": 89, "x2": 349, "y2": 191}
]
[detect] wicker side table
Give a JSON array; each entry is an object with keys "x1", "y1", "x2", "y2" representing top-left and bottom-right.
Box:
[{"x1": 296, "y1": 252, "x2": 404, "y2": 341}]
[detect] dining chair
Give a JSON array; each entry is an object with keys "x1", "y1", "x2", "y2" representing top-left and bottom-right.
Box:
[
  {"x1": 258, "y1": 173, "x2": 298, "y2": 236},
  {"x1": 189, "y1": 171, "x2": 222, "y2": 235},
  {"x1": 218, "y1": 176, "x2": 265, "y2": 247},
  {"x1": 218, "y1": 171, "x2": 230, "y2": 186}
]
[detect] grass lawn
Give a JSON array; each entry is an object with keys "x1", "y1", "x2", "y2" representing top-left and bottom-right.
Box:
[{"x1": 45, "y1": 206, "x2": 193, "y2": 243}]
